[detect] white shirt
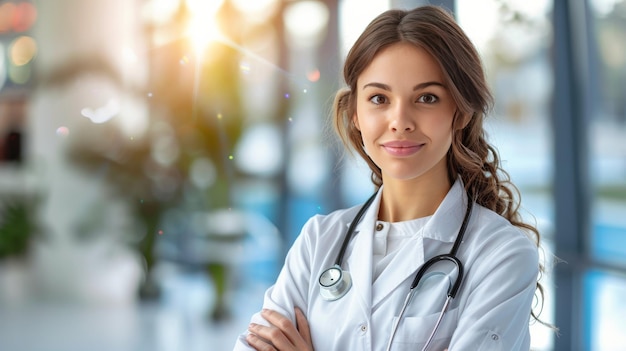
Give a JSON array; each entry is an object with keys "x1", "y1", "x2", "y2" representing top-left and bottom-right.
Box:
[
  {"x1": 234, "y1": 180, "x2": 539, "y2": 350},
  {"x1": 372, "y1": 217, "x2": 430, "y2": 282}
]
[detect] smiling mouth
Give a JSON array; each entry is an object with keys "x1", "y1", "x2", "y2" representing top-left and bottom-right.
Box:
[{"x1": 382, "y1": 143, "x2": 424, "y2": 156}]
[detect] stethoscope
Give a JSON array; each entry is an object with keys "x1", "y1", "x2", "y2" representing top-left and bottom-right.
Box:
[{"x1": 318, "y1": 190, "x2": 474, "y2": 351}]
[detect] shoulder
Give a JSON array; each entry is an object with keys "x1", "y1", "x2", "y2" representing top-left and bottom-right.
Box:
[
  {"x1": 459, "y1": 204, "x2": 540, "y2": 294},
  {"x1": 474, "y1": 205, "x2": 536, "y2": 247},
  {"x1": 300, "y1": 204, "x2": 363, "y2": 240},
  {"x1": 288, "y1": 202, "x2": 366, "y2": 254},
  {"x1": 466, "y1": 204, "x2": 539, "y2": 266}
]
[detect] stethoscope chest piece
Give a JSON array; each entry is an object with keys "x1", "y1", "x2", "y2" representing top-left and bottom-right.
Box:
[{"x1": 319, "y1": 264, "x2": 352, "y2": 301}]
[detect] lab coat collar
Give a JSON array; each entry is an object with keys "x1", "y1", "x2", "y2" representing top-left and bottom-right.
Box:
[
  {"x1": 346, "y1": 177, "x2": 470, "y2": 310},
  {"x1": 422, "y1": 178, "x2": 470, "y2": 243},
  {"x1": 353, "y1": 178, "x2": 469, "y2": 242}
]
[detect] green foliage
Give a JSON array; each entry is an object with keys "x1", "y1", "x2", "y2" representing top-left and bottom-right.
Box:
[{"x1": 0, "y1": 196, "x2": 39, "y2": 260}]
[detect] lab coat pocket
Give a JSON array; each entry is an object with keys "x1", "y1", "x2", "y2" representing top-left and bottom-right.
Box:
[{"x1": 390, "y1": 306, "x2": 459, "y2": 345}]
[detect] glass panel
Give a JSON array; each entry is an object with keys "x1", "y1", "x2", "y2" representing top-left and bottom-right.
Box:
[
  {"x1": 456, "y1": 1, "x2": 555, "y2": 350},
  {"x1": 586, "y1": 3, "x2": 626, "y2": 348},
  {"x1": 589, "y1": 0, "x2": 626, "y2": 267},
  {"x1": 584, "y1": 270, "x2": 626, "y2": 350}
]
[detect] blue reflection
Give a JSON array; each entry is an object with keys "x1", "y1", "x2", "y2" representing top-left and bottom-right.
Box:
[
  {"x1": 584, "y1": 269, "x2": 626, "y2": 351},
  {"x1": 592, "y1": 223, "x2": 626, "y2": 265}
]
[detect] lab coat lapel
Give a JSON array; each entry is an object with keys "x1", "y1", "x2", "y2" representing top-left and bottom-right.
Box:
[
  {"x1": 343, "y1": 179, "x2": 468, "y2": 311},
  {"x1": 371, "y1": 231, "x2": 426, "y2": 307},
  {"x1": 371, "y1": 179, "x2": 467, "y2": 307},
  {"x1": 345, "y1": 192, "x2": 381, "y2": 314}
]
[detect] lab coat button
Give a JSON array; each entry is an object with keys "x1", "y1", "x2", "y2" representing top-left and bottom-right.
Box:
[
  {"x1": 360, "y1": 325, "x2": 367, "y2": 332},
  {"x1": 491, "y1": 333, "x2": 499, "y2": 341},
  {"x1": 375, "y1": 223, "x2": 384, "y2": 231}
]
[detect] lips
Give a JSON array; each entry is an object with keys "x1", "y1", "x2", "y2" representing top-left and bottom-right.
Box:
[{"x1": 382, "y1": 140, "x2": 424, "y2": 156}]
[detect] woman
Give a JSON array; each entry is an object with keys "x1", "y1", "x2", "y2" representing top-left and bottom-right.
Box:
[{"x1": 234, "y1": 5, "x2": 547, "y2": 351}]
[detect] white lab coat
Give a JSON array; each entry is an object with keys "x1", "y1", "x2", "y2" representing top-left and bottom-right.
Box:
[{"x1": 234, "y1": 180, "x2": 539, "y2": 350}]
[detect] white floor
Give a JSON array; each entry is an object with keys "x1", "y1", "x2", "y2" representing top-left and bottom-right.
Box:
[
  {"x1": 0, "y1": 269, "x2": 268, "y2": 351},
  {"x1": 0, "y1": 298, "x2": 257, "y2": 351}
]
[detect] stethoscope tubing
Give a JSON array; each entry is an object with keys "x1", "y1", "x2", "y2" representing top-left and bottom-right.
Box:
[
  {"x1": 385, "y1": 287, "x2": 417, "y2": 351},
  {"x1": 421, "y1": 296, "x2": 453, "y2": 351},
  {"x1": 320, "y1": 189, "x2": 474, "y2": 350},
  {"x1": 410, "y1": 254, "x2": 464, "y2": 296},
  {"x1": 334, "y1": 192, "x2": 378, "y2": 266}
]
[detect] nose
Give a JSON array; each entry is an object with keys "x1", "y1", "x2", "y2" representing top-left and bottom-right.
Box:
[{"x1": 389, "y1": 102, "x2": 415, "y2": 133}]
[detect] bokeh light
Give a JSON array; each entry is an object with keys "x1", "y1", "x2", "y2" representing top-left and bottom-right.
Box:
[
  {"x1": 9, "y1": 35, "x2": 37, "y2": 66},
  {"x1": 0, "y1": 2, "x2": 15, "y2": 33},
  {"x1": 189, "y1": 157, "x2": 217, "y2": 189},
  {"x1": 235, "y1": 124, "x2": 283, "y2": 177},
  {"x1": 150, "y1": 122, "x2": 180, "y2": 167},
  {"x1": 283, "y1": 0, "x2": 329, "y2": 47},
  {"x1": 591, "y1": 0, "x2": 622, "y2": 16},
  {"x1": 185, "y1": 0, "x2": 225, "y2": 55},
  {"x1": 306, "y1": 68, "x2": 320, "y2": 82},
  {"x1": 56, "y1": 126, "x2": 70, "y2": 137},
  {"x1": 142, "y1": 0, "x2": 180, "y2": 25},
  {"x1": 80, "y1": 98, "x2": 121, "y2": 124},
  {"x1": 12, "y1": 2, "x2": 37, "y2": 32},
  {"x1": 231, "y1": 0, "x2": 279, "y2": 24},
  {"x1": 339, "y1": 0, "x2": 390, "y2": 57},
  {"x1": 239, "y1": 61, "x2": 251, "y2": 74},
  {"x1": 116, "y1": 97, "x2": 150, "y2": 139},
  {"x1": 8, "y1": 60, "x2": 30, "y2": 84},
  {"x1": 287, "y1": 146, "x2": 329, "y2": 196},
  {"x1": 185, "y1": 0, "x2": 224, "y2": 14},
  {"x1": 0, "y1": 2, "x2": 36, "y2": 33}
]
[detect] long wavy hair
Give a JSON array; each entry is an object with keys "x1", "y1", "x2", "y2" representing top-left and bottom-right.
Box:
[{"x1": 332, "y1": 5, "x2": 550, "y2": 327}]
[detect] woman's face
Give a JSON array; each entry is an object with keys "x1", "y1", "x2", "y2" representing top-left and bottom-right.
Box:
[{"x1": 353, "y1": 42, "x2": 459, "y2": 185}]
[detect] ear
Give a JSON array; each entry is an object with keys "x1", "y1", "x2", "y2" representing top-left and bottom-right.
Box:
[
  {"x1": 456, "y1": 112, "x2": 472, "y2": 130},
  {"x1": 352, "y1": 113, "x2": 360, "y2": 131}
]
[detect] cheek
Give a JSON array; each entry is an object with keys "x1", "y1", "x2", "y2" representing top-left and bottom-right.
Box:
[
  {"x1": 356, "y1": 109, "x2": 383, "y2": 131},
  {"x1": 427, "y1": 117, "x2": 455, "y2": 139},
  {"x1": 354, "y1": 119, "x2": 376, "y2": 151},
  {"x1": 356, "y1": 119, "x2": 378, "y2": 144},
  {"x1": 443, "y1": 128, "x2": 456, "y2": 151}
]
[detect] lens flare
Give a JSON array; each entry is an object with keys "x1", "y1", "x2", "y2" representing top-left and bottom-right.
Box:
[
  {"x1": 185, "y1": 0, "x2": 225, "y2": 56},
  {"x1": 306, "y1": 68, "x2": 320, "y2": 82},
  {"x1": 56, "y1": 126, "x2": 70, "y2": 137}
]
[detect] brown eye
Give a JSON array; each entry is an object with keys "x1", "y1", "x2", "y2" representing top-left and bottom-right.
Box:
[
  {"x1": 417, "y1": 94, "x2": 438, "y2": 104},
  {"x1": 369, "y1": 94, "x2": 387, "y2": 105}
]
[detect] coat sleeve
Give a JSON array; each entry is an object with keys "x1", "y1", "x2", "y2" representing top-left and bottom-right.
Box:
[
  {"x1": 233, "y1": 217, "x2": 316, "y2": 350},
  {"x1": 448, "y1": 230, "x2": 539, "y2": 351}
]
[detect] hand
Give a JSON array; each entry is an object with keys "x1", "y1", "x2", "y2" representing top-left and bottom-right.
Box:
[{"x1": 247, "y1": 308, "x2": 313, "y2": 351}]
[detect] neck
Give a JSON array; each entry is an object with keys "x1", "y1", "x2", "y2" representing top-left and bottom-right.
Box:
[{"x1": 378, "y1": 177, "x2": 452, "y2": 222}]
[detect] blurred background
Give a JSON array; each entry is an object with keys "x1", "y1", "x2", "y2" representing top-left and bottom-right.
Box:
[{"x1": 0, "y1": 0, "x2": 624, "y2": 350}]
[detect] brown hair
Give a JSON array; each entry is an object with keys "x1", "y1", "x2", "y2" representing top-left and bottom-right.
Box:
[{"x1": 332, "y1": 5, "x2": 550, "y2": 327}]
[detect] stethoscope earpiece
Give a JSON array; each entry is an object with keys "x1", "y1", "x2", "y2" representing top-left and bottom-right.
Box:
[{"x1": 318, "y1": 265, "x2": 352, "y2": 301}]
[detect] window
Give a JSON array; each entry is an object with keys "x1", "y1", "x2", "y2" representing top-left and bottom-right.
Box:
[{"x1": 457, "y1": 1, "x2": 555, "y2": 349}]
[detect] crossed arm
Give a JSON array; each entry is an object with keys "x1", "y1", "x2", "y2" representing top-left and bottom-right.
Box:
[
  {"x1": 246, "y1": 308, "x2": 314, "y2": 351},
  {"x1": 246, "y1": 308, "x2": 449, "y2": 351}
]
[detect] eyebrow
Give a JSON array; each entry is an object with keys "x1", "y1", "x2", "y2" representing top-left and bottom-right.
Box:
[{"x1": 362, "y1": 81, "x2": 446, "y2": 91}]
